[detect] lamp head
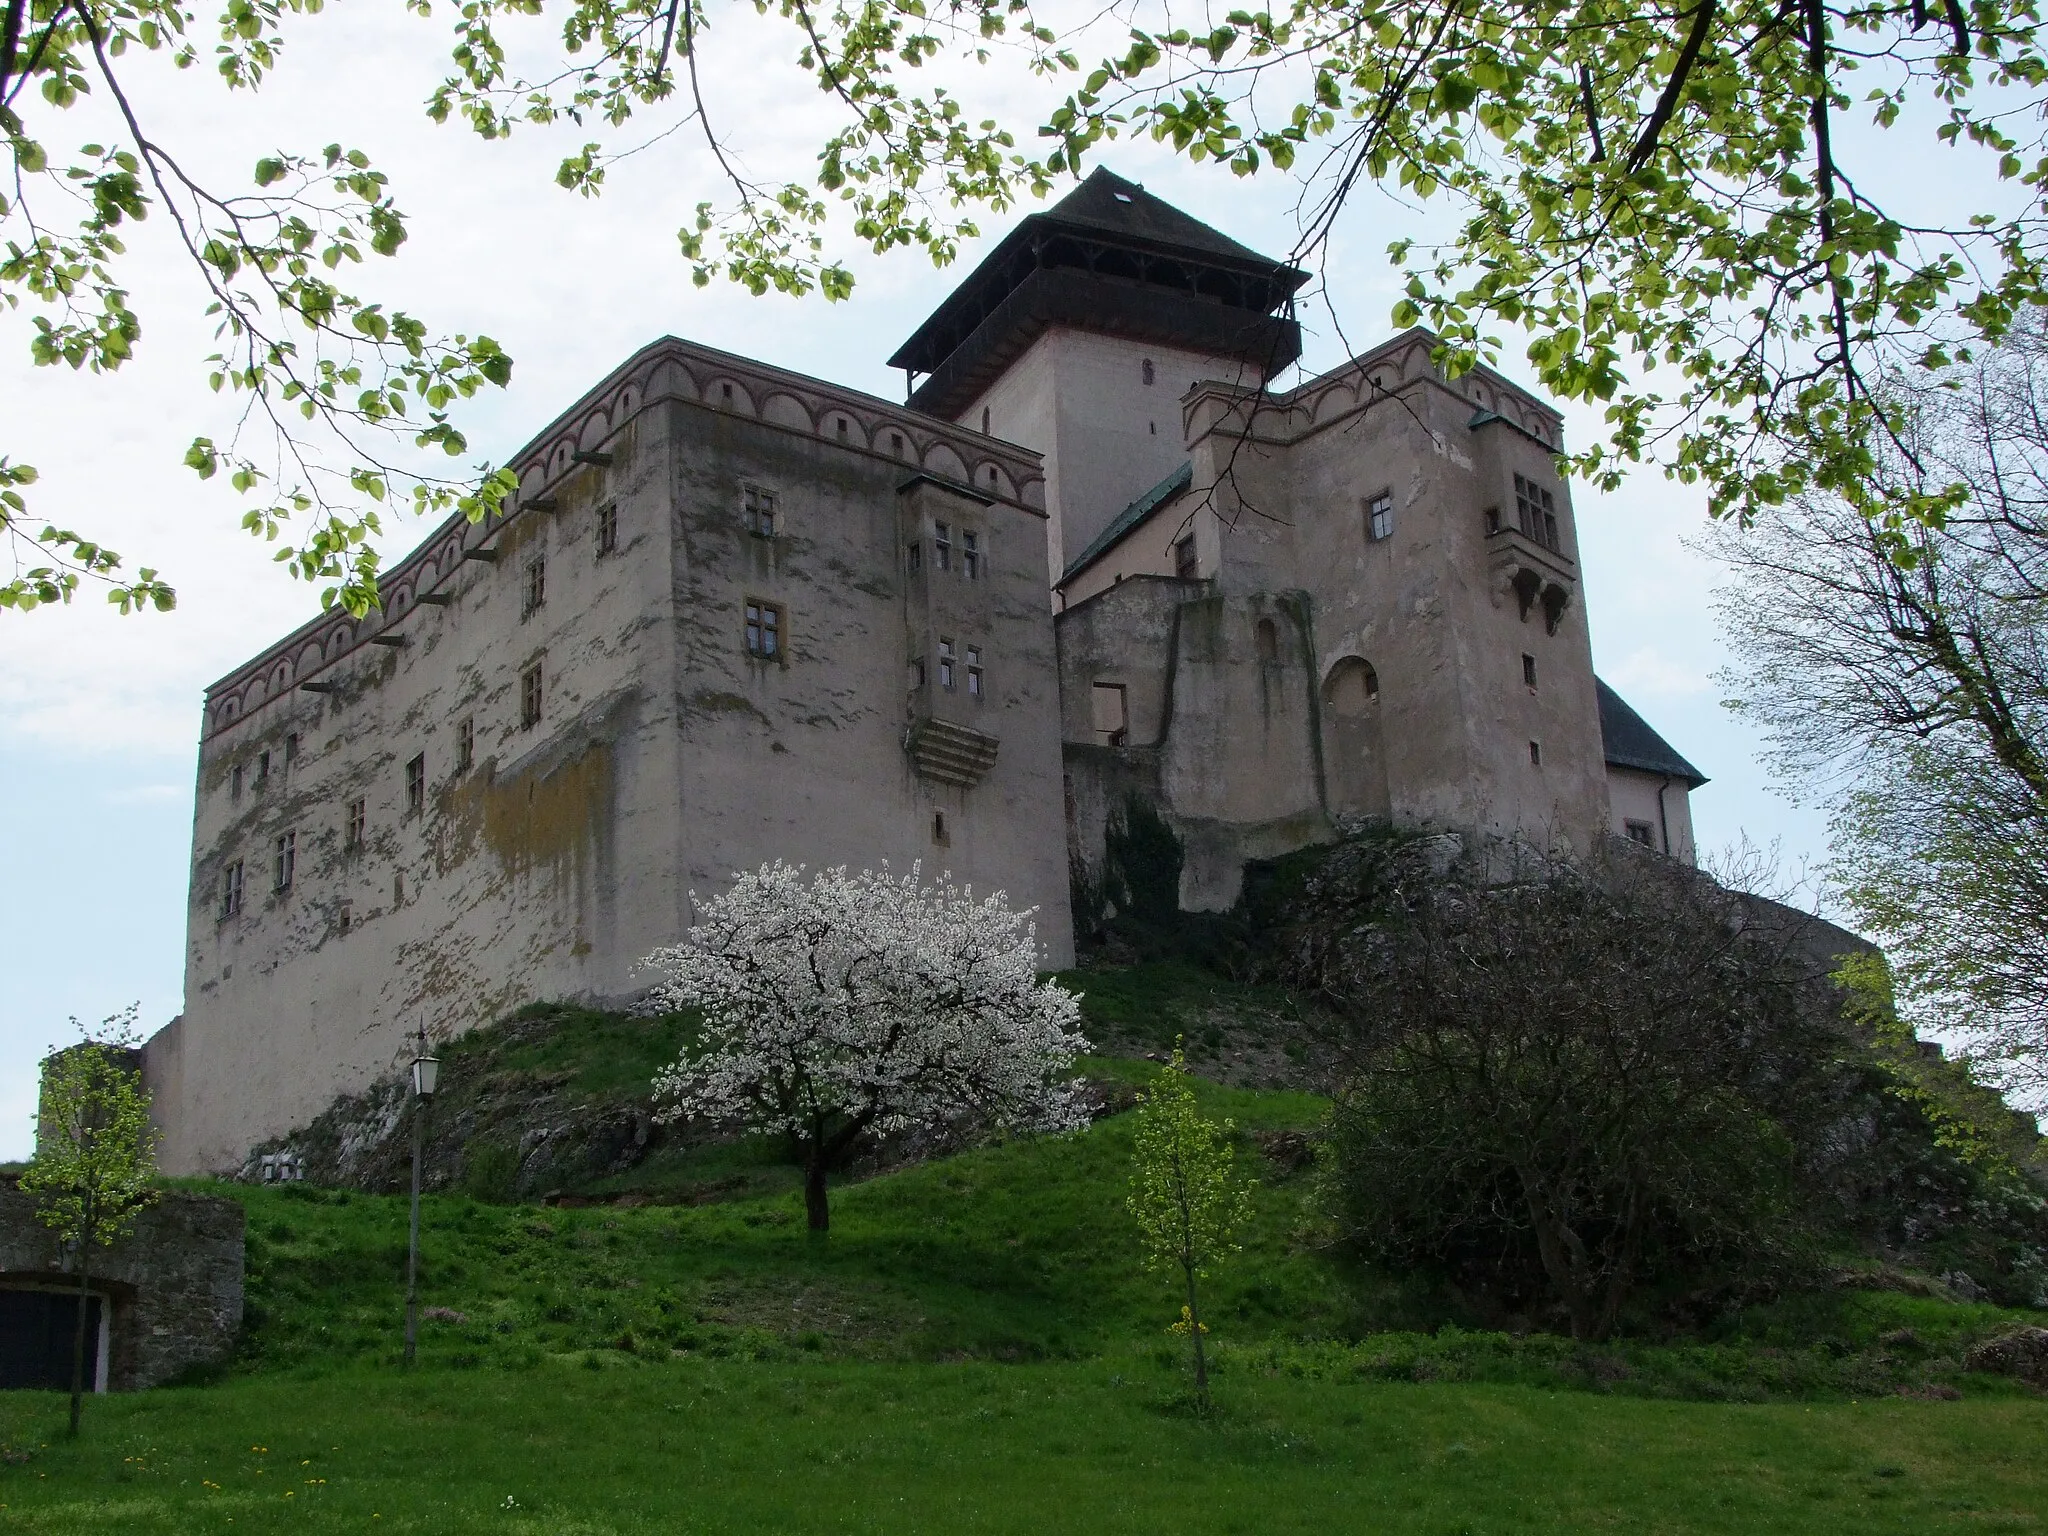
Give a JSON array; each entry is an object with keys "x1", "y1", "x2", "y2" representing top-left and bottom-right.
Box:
[{"x1": 411, "y1": 1052, "x2": 440, "y2": 1099}]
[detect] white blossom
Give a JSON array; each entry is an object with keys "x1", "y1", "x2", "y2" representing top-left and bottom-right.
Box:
[{"x1": 640, "y1": 862, "x2": 1090, "y2": 1227}]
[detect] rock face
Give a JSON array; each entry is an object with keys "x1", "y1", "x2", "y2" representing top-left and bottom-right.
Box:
[
  {"x1": 1965, "y1": 1326, "x2": 2048, "y2": 1387},
  {"x1": 0, "y1": 1176, "x2": 244, "y2": 1390}
]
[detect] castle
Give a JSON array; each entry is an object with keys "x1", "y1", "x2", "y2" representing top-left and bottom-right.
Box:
[{"x1": 142, "y1": 170, "x2": 1707, "y2": 1174}]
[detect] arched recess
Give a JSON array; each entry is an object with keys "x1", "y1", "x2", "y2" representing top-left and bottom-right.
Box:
[{"x1": 1320, "y1": 656, "x2": 1392, "y2": 819}]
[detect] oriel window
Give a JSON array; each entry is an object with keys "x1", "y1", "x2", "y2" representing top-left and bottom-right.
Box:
[
  {"x1": 1514, "y1": 474, "x2": 1561, "y2": 553},
  {"x1": 965, "y1": 646, "x2": 983, "y2": 698},
  {"x1": 938, "y1": 638, "x2": 956, "y2": 690},
  {"x1": 934, "y1": 523, "x2": 952, "y2": 572},
  {"x1": 745, "y1": 601, "x2": 782, "y2": 659},
  {"x1": 962, "y1": 530, "x2": 981, "y2": 581}
]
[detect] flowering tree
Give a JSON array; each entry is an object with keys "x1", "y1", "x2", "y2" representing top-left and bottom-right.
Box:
[
  {"x1": 21, "y1": 1006, "x2": 159, "y2": 1437},
  {"x1": 1128, "y1": 1045, "x2": 1254, "y2": 1408},
  {"x1": 643, "y1": 862, "x2": 1089, "y2": 1232}
]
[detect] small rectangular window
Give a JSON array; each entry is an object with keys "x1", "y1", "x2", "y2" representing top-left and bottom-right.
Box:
[
  {"x1": 1174, "y1": 535, "x2": 1197, "y2": 580},
  {"x1": 1522, "y1": 654, "x2": 1538, "y2": 689},
  {"x1": 1528, "y1": 740, "x2": 1542, "y2": 767},
  {"x1": 346, "y1": 797, "x2": 366, "y2": 849},
  {"x1": 405, "y1": 753, "x2": 426, "y2": 816},
  {"x1": 523, "y1": 552, "x2": 547, "y2": 618},
  {"x1": 221, "y1": 859, "x2": 244, "y2": 919},
  {"x1": 745, "y1": 600, "x2": 782, "y2": 659},
  {"x1": 934, "y1": 523, "x2": 952, "y2": 572},
  {"x1": 521, "y1": 662, "x2": 544, "y2": 729},
  {"x1": 909, "y1": 656, "x2": 927, "y2": 690},
  {"x1": 596, "y1": 501, "x2": 618, "y2": 556},
  {"x1": 890, "y1": 432, "x2": 905, "y2": 457},
  {"x1": 745, "y1": 485, "x2": 777, "y2": 538},
  {"x1": 1091, "y1": 682, "x2": 1129, "y2": 747},
  {"x1": 273, "y1": 831, "x2": 296, "y2": 893},
  {"x1": 456, "y1": 717, "x2": 474, "y2": 773},
  {"x1": 938, "y1": 637, "x2": 956, "y2": 690},
  {"x1": 963, "y1": 530, "x2": 981, "y2": 580},
  {"x1": 1367, "y1": 491, "x2": 1394, "y2": 542},
  {"x1": 1624, "y1": 819, "x2": 1656, "y2": 847},
  {"x1": 338, "y1": 900, "x2": 353, "y2": 935},
  {"x1": 256, "y1": 749, "x2": 272, "y2": 786},
  {"x1": 231, "y1": 763, "x2": 244, "y2": 801},
  {"x1": 1484, "y1": 506, "x2": 1502, "y2": 534},
  {"x1": 284, "y1": 732, "x2": 300, "y2": 764},
  {"x1": 906, "y1": 541, "x2": 922, "y2": 575},
  {"x1": 966, "y1": 646, "x2": 983, "y2": 698},
  {"x1": 933, "y1": 809, "x2": 950, "y2": 846}
]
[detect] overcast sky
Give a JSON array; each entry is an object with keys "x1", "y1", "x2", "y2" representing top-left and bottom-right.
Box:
[{"x1": 0, "y1": 6, "x2": 1878, "y2": 1158}]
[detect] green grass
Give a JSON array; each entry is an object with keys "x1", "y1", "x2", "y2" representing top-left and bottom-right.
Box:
[
  {"x1": 18, "y1": 1032, "x2": 2048, "y2": 1529},
  {"x1": 2, "y1": 1362, "x2": 2046, "y2": 1534}
]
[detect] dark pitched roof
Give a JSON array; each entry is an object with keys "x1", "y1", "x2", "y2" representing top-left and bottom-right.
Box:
[
  {"x1": 1597, "y1": 678, "x2": 1708, "y2": 786},
  {"x1": 1056, "y1": 462, "x2": 1193, "y2": 586},
  {"x1": 1035, "y1": 169, "x2": 1283, "y2": 269}
]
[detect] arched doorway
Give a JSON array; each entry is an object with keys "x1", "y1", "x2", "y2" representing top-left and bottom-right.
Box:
[{"x1": 1320, "y1": 657, "x2": 1392, "y2": 819}]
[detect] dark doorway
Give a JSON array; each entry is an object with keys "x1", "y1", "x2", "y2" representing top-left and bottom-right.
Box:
[{"x1": 0, "y1": 1290, "x2": 102, "y2": 1391}]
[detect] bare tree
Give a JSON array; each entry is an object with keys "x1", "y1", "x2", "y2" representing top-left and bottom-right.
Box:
[{"x1": 1715, "y1": 321, "x2": 2048, "y2": 1102}]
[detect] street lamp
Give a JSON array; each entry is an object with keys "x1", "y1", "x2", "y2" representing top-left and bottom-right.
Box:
[{"x1": 403, "y1": 1028, "x2": 440, "y2": 1369}]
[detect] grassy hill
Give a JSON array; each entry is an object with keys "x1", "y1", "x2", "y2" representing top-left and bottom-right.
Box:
[{"x1": 3, "y1": 964, "x2": 2048, "y2": 1531}]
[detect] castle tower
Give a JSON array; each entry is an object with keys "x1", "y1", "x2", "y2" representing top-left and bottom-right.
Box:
[{"x1": 889, "y1": 168, "x2": 1308, "y2": 581}]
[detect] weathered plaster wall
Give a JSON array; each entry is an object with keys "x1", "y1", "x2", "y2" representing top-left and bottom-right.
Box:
[
  {"x1": 160, "y1": 340, "x2": 1067, "y2": 1175},
  {"x1": 0, "y1": 1178, "x2": 243, "y2": 1390},
  {"x1": 959, "y1": 329, "x2": 1264, "y2": 583},
  {"x1": 1608, "y1": 767, "x2": 1699, "y2": 864}
]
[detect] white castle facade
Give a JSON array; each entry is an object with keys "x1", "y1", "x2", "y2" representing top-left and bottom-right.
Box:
[{"x1": 144, "y1": 171, "x2": 1707, "y2": 1173}]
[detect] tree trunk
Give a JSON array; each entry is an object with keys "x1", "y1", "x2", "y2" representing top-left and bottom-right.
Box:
[
  {"x1": 804, "y1": 1160, "x2": 830, "y2": 1233},
  {"x1": 68, "y1": 1236, "x2": 89, "y2": 1437},
  {"x1": 1183, "y1": 1260, "x2": 1209, "y2": 1405}
]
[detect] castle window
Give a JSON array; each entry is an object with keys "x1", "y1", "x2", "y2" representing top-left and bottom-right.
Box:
[
  {"x1": 721, "y1": 382, "x2": 733, "y2": 404},
  {"x1": 745, "y1": 485, "x2": 777, "y2": 539},
  {"x1": 256, "y1": 749, "x2": 272, "y2": 787},
  {"x1": 456, "y1": 717, "x2": 475, "y2": 773},
  {"x1": 285, "y1": 732, "x2": 300, "y2": 764},
  {"x1": 909, "y1": 656, "x2": 927, "y2": 690},
  {"x1": 938, "y1": 637, "x2": 956, "y2": 690},
  {"x1": 338, "y1": 900, "x2": 353, "y2": 935},
  {"x1": 745, "y1": 601, "x2": 782, "y2": 660},
  {"x1": 1092, "y1": 682, "x2": 1129, "y2": 747},
  {"x1": 1366, "y1": 491, "x2": 1394, "y2": 542},
  {"x1": 523, "y1": 552, "x2": 547, "y2": 618},
  {"x1": 906, "y1": 540, "x2": 922, "y2": 575},
  {"x1": 1528, "y1": 740, "x2": 1542, "y2": 767},
  {"x1": 1625, "y1": 819, "x2": 1656, "y2": 847},
  {"x1": 891, "y1": 432, "x2": 905, "y2": 457},
  {"x1": 835, "y1": 417, "x2": 849, "y2": 441},
  {"x1": 1484, "y1": 506, "x2": 1502, "y2": 534},
  {"x1": 521, "y1": 662, "x2": 544, "y2": 729},
  {"x1": 273, "y1": 831, "x2": 296, "y2": 893},
  {"x1": 231, "y1": 763, "x2": 244, "y2": 801},
  {"x1": 1523, "y1": 653, "x2": 1538, "y2": 690},
  {"x1": 346, "y1": 797, "x2": 366, "y2": 849},
  {"x1": 1256, "y1": 618, "x2": 1279, "y2": 661},
  {"x1": 220, "y1": 859, "x2": 244, "y2": 919},
  {"x1": 1174, "y1": 535, "x2": 1198, "y2": 581},
  {"x1": 933, "y1": 810, "x2": 949, "y2": 846},
  {"x1": 1514, "y1": 474, "x2": 1560, "y2": 553},
  {"x1": 981, "y1": 407, "x2": 991, "y2": 435},
  {"x1": 963, "y1": 530, "x2": 981, "y2": 580},
  {"x1": 596, "y1": 500, "x2": 618, "y2": 556},
  {"x1": 966, "y1": 646, "x2": 983, "y2": 697},
  {"x1": 934, "y1": 523, "x2": 952, "y2": 572},
  {"x1": 1142, "y1": 358, "x2": 1156, "y2": 386},
  {"x1": 405, "y1": 753, "x2": 426, "y2": 816}
]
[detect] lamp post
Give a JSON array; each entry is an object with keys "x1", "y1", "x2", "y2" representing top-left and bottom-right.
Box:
[{"x1": 402, "y1": 1028, "x2": 440, "y2": 1369}]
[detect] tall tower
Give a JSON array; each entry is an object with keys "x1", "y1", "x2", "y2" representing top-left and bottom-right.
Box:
[{"x1": 889, "y1": 168, "x2": 1308, "y2": 582}]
